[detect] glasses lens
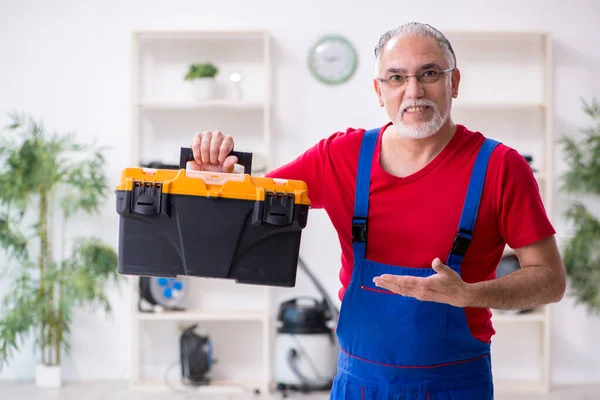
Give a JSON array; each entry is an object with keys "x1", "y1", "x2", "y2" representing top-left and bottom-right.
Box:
[
  {"x1": 420, "y1": 71, "x2": 440, "y2": 83},
  {"x1": 388, "y1": 76, "x2": 405, "y2": 87}
]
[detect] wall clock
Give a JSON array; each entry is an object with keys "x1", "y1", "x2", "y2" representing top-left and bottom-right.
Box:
[{"x1": 307, "y1": 34, "x2": 358, "y2": 85}]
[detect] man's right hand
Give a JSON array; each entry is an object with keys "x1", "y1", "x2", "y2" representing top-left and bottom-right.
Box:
[{"x1": 189, "y1": 130, "x2": 238, "y2": 173}]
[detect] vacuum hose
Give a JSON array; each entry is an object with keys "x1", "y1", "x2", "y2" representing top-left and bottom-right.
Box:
[
  {"x1": 287, "y1": 348, "x2": 333, "y2": 388},
  {"x1": 285, "y1": 256, "x2": 339, "y2": 388},
  {"x1": 297, "y1": 256, "x2": 339, "y2": 321}
]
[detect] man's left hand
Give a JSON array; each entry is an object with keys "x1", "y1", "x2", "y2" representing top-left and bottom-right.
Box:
[{"x1": 373, "y1": 258, "x2": 472, "y2": 308}]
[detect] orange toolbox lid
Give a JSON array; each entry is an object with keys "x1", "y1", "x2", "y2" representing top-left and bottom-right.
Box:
[{"x1": 115, "y1": 147, "x2": 310, "y2": 205}]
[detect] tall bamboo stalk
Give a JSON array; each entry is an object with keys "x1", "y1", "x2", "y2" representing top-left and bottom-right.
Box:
[
  {"x1": 57, "y1": 210, "x2": 67, "y2": 366},
  {"x1": 39, "y1": 189, "x2": 49, "y2": 365},
  {"x1": 56, "y1": 288, "x2": 62, "y2": 365},
  {"x1": 39, "y1": 193, "x2": 45, "y2": 365}
]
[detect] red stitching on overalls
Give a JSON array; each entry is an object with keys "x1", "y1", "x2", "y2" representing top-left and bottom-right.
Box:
[
  {"x1": 426, "y1": 392, "x2": 430, "y2": 400},
  {"x1": 361, "y1": 387, "x2": 365, "y2": 399},
  {"x1": 360, "y1": 285, "x2": 396, "y2": 294},
  {"x1": 341, "y1": 347, "x2": 489, "y2": 369}
]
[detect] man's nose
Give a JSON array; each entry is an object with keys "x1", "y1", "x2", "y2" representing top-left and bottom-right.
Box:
[{"x1": 403, "y1": 75, "x2": 425, "y2": 99}]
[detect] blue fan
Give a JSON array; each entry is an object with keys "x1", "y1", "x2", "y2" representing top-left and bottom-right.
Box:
[{"x1": 139, "y1": 276, "x2": 189, "y2": 311}]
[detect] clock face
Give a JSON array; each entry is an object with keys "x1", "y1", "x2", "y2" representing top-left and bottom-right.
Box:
[{"x1": 308, "y1": 35, "x2": 358, "y2": 85}]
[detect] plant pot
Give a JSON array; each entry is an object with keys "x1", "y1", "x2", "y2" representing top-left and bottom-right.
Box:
[
  {"x1": 193, "y1": 77, "x2": 215, "y2": 101},
  {"x1": 35, "y1": 363, "x2": 61, "y2": 388}
]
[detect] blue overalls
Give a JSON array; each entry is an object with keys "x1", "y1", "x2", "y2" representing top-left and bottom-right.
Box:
[{"x1": 330, "y1": 128, "x2": 499, "y2": 399}]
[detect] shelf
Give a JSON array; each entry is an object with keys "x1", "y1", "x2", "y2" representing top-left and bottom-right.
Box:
[
  {"x1": 133, "y1": 377, "x2": 548, "y2": 395},
  {"x1": 132, "y1": 379, "x2": 265, "y2": 394},
  {"x1": 135, "y1": 310, "x2": 266, "y2": 322},
  {"x1": 494, "y1": 379, "x2": 549, "y2": 393},
  {"x1": 491, "y1": 309, "x2": 545, "y2": 323},
  {"x1": 137, "y1": 100, "x2": 265, "y2": 110},
  {"x1": 130, "y1": 29, "x2": 274, "y2": 393}
]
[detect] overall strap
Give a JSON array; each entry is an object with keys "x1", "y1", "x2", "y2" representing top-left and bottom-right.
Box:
[
  {"x1": 447, "y1": 138, "x2": 500, "y2": 272},
  {"x1": 351, "y1": 127, "x2": 381, "y2": 261}
]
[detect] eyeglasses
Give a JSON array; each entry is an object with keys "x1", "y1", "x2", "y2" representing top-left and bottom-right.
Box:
[{"x1": 377, "y1": 68, "x2": 454, "y2": 88}]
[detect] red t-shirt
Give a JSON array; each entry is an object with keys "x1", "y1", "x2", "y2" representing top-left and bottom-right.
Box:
[{"x1": 266, "y1": 122, "x2": 556, "y2": 343}]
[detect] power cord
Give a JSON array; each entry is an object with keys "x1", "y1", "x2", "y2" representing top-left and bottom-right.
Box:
[
  {"x1": 290, "y1": 335, "x2": 328, "y2": 382},
  {"x1": 163, "y1": 360, "x2": 194, "y2": 394},
  {"x1": 162, "y1": 359, "x2": 262, "y2": 397}
]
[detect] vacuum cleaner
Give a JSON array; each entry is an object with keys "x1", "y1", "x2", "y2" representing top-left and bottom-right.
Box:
[
  {"x1": 274, "y1": 257, "x2": 339, "y2": 396},
  {"x1": 180, "y1": 324, "x2": 214, "y2": 386}
]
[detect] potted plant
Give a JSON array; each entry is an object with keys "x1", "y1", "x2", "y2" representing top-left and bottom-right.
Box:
[
  {"x1": 0, "y1": 112, "x2": 122, "y2": 387},
  {"x1": 560, "y1": 97, "x2": 600, "y2": 314},
  {"x1": 184, "y1": 62, "x2": 219, "y2": 101}
]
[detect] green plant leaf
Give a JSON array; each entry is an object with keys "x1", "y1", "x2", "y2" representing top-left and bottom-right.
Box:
[
  {"x1": 61, "y1": 237, "x2": 121, "y2": 312},
  {"x1": 0, "y1": 262, "x2": 40, "y2": 369},
  {"x1": 59, "y1": 147, "x2": 109, "y2": 218},
  {"x1": 560, "y1": 97, "x2": 600, "y2": 314},
  {"x1": 0, "y1": 111, "x2": 120, "y2": 369},
  {"x1": 0, "y1": 212, "x2": 28, "y2": 260}
]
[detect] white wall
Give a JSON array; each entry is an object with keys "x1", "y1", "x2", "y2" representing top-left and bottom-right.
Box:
[{"x1": 1, "y1": 0, "x2": 600, "y2": 385}]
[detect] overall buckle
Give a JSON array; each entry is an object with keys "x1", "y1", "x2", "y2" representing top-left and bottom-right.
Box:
[
  {"x1": 451, "y1": 229, "x2": 472, "y2": 257},
  {"x1": 352, "y1": 217, "x2": 367, "y2": 243}
]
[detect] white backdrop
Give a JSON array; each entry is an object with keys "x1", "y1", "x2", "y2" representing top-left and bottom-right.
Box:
[{"x1": 0, "y1": 0, "x2": 600, "y2": 385}]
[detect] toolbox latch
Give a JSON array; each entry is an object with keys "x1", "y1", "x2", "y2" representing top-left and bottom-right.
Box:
[
  {"x1": 256, "y1": 191, "x2": 295, "y2": 226},
  {"x1": 131, "y1": 181, "x2": 164, "y2": 215}
]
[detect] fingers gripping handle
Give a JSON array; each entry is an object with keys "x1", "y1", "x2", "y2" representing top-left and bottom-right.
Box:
[{"x1": 179, "y1": 147, "x2": 254, "y2": 174}]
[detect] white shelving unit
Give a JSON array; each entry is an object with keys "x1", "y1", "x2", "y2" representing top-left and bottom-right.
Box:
[
  {"x1": 444, "y1": 30, "x2": 554, "y2": 393},
  {"x1": 128, "y1": 29, "x2": 273, "y2": 396},
  {"x1": 126, "y1": 27, "x2": 555, "y2": 396}
]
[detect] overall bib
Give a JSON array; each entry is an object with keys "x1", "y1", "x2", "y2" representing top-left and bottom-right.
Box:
[{"x1": 330, "y1": 128, "x2": 499, "y2": 400}]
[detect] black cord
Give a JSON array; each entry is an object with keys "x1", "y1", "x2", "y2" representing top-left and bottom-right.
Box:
[
  {"x1": 162, "y1": 359, "x2": 261, "y2": 397},
  {"x1": 163, "y1": 360, "x2": 194, "y2": 394},
  {"x1": 290, "y1": 335, "x2": 327, "y2": 381}
]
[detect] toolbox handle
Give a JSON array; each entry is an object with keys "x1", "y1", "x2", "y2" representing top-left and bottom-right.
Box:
[{"x1": 179, "y1": 147, "x2": 253, "y2": 174}]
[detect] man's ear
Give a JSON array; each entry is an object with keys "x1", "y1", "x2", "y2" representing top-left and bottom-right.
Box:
[
  {"x1": 451, "y1": 68, "x2": 461, "y2": 98},
  {"x1": 373, "y1": 78, "x2": 384, "y2": 107}
]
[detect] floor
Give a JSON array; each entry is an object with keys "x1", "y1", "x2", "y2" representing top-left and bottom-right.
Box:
[{"x1": 0, "y1": 382, "x2": 599, "y2": 400}]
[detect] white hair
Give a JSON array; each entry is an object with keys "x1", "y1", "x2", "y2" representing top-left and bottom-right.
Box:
[{"x1": 374, "y1": 22, "x2": 457, "y2": 76}]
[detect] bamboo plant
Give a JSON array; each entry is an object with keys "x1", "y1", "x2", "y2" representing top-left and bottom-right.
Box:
[
  {"x1": 560, "y1": 98, "x2": 600, "y2": 314},
  {"x1": 0, "y1": 112, "x2": 122, "y2": 370}
]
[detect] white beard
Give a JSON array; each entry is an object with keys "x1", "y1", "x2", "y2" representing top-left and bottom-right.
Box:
[{"x1": 394, "y1": 95, "x2": 452, "y2": 139}]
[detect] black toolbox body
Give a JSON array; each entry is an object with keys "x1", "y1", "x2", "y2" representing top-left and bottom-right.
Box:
[{"x1": 115, "y1": 149, "x2": 310, "y2": 287}]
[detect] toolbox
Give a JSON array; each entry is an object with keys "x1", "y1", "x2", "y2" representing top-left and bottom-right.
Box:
[{"x1": 115, "y1": 147, "x2": 310, "y2": 287}]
